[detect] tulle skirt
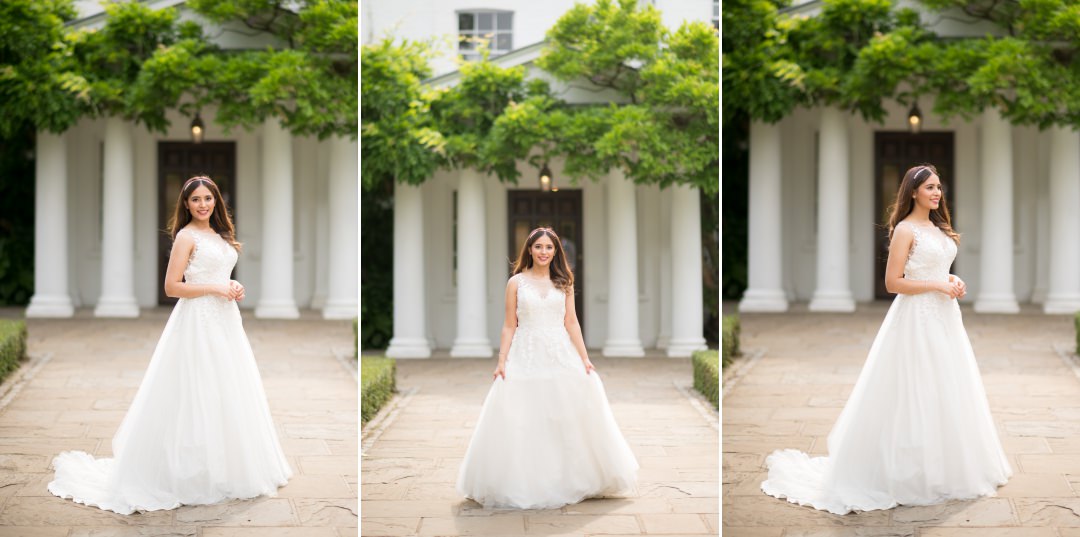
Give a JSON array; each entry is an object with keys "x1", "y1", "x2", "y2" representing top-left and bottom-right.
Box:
[
  {"x1": 456, "y1": 327, "x2": 638, "y2": 509},
  {"x1": 48, "y1": 296, "x2": 292, "y2": 514},
  {"x1": 761, "y1": 293, "x2": 1012, "y2": 514}
]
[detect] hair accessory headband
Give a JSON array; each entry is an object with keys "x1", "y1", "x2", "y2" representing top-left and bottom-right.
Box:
[
  {"x1": 182, "y1": 176, "x2": 216, "y2": 190},
  {"x1": 529, "y1": 227, "x2": 559, "y2": 240},
  {"x1": 913, "y1": 167, "x2": 931, "y2": 182}
]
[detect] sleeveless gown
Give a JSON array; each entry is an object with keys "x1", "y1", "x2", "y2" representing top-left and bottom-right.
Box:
[
  {"x1": 48, "y1": 227, "x2": 292, "y2": 515},
  {"x1": 761, "y1": 221, "x2": 1012, "y2": 514},
  {"x1": 456, "y1": 274, "x2": 639, "y2": 509}
]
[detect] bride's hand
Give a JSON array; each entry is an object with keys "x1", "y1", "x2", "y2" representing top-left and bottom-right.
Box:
[
  {"x1": 230, "y1": 280, "x2": 245, "y2": 301},
  {"x1": 948, "y1": 275, "x2": 967, "y2": 298},
  {"x1": 583, "y1": 359, "x2": 595, "y2": 375},
  {"x1": 937, "y1": 281, "x2": 961, "y2": 299},
  {"x1": 493, "y1": 362, "x2": 506, "y2": 381},
  {"x1": 215, "y1": 283, "x2": 235, "y2": 300}
]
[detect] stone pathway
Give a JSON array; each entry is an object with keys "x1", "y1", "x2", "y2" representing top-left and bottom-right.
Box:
[
  {"x1": 0, "y1": 308, "x2": 358, "y2": 537},
  {"x1": 723, "y1": 303, "x2": 1080, "y2": 536},
  {"x1": 361, "y1": 355, "x2": 720, "y2": 536}
]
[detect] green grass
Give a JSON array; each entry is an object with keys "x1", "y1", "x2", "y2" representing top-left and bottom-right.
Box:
[
  {"x1": 361, "y1": 356, "x2": 396, "y2": 425},
  {"x1": 0, "y1": 320, "x2": 27, "y2": 385},
  {"x1": 692, "y1": 350, "x2": 719, "y2": 409},
  {"x1": 722, "y1": 315, "x2": 740, "y2": 369}
]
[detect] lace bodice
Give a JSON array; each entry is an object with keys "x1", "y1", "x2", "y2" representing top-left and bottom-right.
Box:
[
  {"x1": 515, "y1": 274, "x2": 566, "y2": 328},
  {"x1": 900, "y1": 221, "x2": 956, "y2": 282},
  {"x1": 179, "y1": 227, "x2": 237, "y2": 285}
]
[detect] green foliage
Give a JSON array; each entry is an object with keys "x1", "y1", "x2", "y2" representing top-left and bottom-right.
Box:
[
  {"x1": 0, "y1": 131, "x2": 35, "y2": 305},
  {"x1": 722, "y1": 315, "x2": 740, "y2": 369},
  {"x1": 361, "y1": 356, "x2": 396, "y2": 424},
  {"x1": 528, "y1": 0, "x2": 719, "y2": 194},
  {"x1": 0, "y1": 0, "x2": 86, "y2": 136},
  {"x1": 360, "y1": 180, "x2": 393, "y2": 349},
  {"x1": 0, "y1": 320, "x2": 28, "y2": 385},
  {"x1": 361, "y1": 38, "x2": 444, "y2": 190},
  {"x1": 692, "y1": 349, "x2": 719, "y2": 408}
]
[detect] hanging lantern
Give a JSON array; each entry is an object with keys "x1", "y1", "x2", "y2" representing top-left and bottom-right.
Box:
[
  {"x1": 539, "y1": 164, "x2": 553, "y2": 192},
  {"x1": 907, "y1": 102, "x2": 922, "y2": 134},
  {"x1": 190, "y1": 112, "x2": 205, "y2": 144}
]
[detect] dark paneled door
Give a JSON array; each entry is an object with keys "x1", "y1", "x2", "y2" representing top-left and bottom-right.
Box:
[
  {"x1": 874, "y1": 132, "x2": 955, "y2": 299},
  {"x1": 158, "y1": 142, "x2": 237, "y2": 305},
  {"x1": 507, "y1": 190, "x2": 584, "y2": 329}
]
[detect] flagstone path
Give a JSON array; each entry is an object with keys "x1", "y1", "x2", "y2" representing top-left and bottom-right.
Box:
[
  {"x1": 0, "y1": 308, "x2": 357, "y2": 537},
  {"x1": 361, "y1": 354, "x2": 720, "y2": 537},
  {"x1": 724, "y1": 303, "x2": 1080, "y2": 537}
]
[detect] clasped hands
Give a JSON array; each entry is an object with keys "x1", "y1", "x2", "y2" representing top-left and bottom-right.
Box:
[
  {"x1": 218, "y1": 280, "x2": 245, "y2": 301},
  {"x1": 940, "y1": 275, "x2": 966, "y2": 299}
]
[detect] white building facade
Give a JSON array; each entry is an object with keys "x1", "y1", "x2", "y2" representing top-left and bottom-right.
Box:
[
  {"x1": 739, "y1": 5, "x2": 1080, "y2": 315},
  {"x1": 364, "y1": 0, "x2": 715, "y2": 357},
  {"x1": 26, "y1": 1, "x2": 359, "y2": 320}
]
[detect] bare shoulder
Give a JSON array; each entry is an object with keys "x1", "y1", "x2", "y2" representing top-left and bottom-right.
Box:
[{"x1": 506, "y1": 273, "x2": 521, "y2": 289}]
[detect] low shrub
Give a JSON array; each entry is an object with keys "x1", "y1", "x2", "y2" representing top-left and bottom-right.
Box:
[
  {"x1": 361, "y1": 356, "x2": 396, "y2": 425},
  {"x1": 0, "y1": 320, "x2": 27, "y2": 384},
  {"x1": 692, "y1": 349, "x2": 719, "y2": 409},
  {"x1": 722, "y1": 315, "x2": 740, "y2": 368}
]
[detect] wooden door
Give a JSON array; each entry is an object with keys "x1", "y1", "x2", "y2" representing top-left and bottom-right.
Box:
[
  {"x1": 507, "y1": 190, "x2": 584, "y2": 328},
  {"x1": 874, "y1": 132, "x2": 955, "y2": 299},
  {"x1": 157, "y1": 142, "x2": 237, "y2": 305}
]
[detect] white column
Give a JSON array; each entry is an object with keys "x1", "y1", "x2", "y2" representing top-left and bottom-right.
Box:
[
  {"x1": 322, "y1": 135, "x2": 358, "y2": 319},
  {"x1": 739, "y1": 120, "x2": 788, "y2": 312},
  {"x1": 1044, "y1": 125, "x2": 1080, "y2": 314},
  {"x1": 94, "y1": 117, "x2": 139, "y2": 318},
  {"x1": 667, "y1": 184, "x2": 707, "y2": 357},
  {"x1": 255, "y1": 118, "x2": 300, "y2": 319},
  {"x1": 385, "y1": 182, "x2": 431, "y2": 358},
  {"x1": 602, "y1": 169, "x2": 645, "y2": 357},
  {"x1": 450, "y1": 169, "x2": 493, "y2": 357},
  {"x1": 974, "y1": 109, "x2": 1019, "y2": 313},
  {"x1": 809, "y1": 108, "x2": 855, "y2": 312},
  {"x1": 26, "y1": 130, "x2": 74, "y2": 317}
]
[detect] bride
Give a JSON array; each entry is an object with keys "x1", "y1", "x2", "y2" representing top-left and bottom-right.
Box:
[
  {"x1": 761, "y1": 164, "x2": 1012, "y2": 514},
  {"x1": 456, "y1": 227, "x2": 639, "y2": 509},
  {"x1": 48, "y1": 176, "x2": 292, "y2": 514}
]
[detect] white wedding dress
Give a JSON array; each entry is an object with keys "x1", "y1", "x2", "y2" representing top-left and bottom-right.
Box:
[
  {"x1": 456, "y1": 274, "x2": 639, "y2": 509},
  {"x1": 48, "y1": 227, "x2": 292, "y2": 514},
  {"x1": 761, "y1": 221, "x2": 1012, "y2": 514}
]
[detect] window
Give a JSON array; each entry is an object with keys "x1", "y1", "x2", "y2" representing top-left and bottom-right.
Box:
[
  {"x1": 712, "y1": 0, "x2": 719, "y2": 29},
  {"x1": 458, "y1": 10, "x2": 513, "y2": 61}
]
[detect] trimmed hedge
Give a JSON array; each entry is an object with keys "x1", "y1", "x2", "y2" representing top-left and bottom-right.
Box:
[
  {"x1": 361, "y1": 356, "x2": 396, "y2": 425},
  {"x1": 0, "y1": 320, "x2": 27, "y2": 384},
  {"x1": 722, "y1": 315, "x2": 740, "y2": 369},
  {"x1": 692, "y1": 350, "x2": 719, "y2": 409}
]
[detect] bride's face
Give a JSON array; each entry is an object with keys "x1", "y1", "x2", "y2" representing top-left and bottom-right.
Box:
[
  {"x1": 186, "y1": 185, "x2": 216, "y2": 223},
  {"x1": 530, "y1": 235, "x2": 556, "y2": 267},
  {"x1": 912, "y1": 174, "x2": 942, "y2": 212}
]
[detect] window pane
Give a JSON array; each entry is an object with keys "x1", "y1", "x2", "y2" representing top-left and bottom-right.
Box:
[
  {"x1": 497, "y1": 12, "x2": 512, "y2": 30},
  {"x1": 459, "y1": 37, "x2": 475, "y2": 51},
  {"x1": 459, "y1": 13, "x2": 474, "y2": 31},
  {"x1": 478, "y1": 12, "x2": 493, "y2": 31},
  {"x1": 496, "y1": 32, "x2": 512, "y2": 51}
]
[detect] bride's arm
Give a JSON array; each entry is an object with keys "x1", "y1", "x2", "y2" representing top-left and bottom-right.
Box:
[
  {"x1": 563, "y1": 291, "x2": 594, "y2": 374},
  {"x1": 884, "y1": 224, "x2": 959, "y2": 297},
  {"x1": 493, "y1": 277, "x2": 519, "y2": 379},
  {"x1": 163, "y1": 233, "x2": 235, "y2": 300}
]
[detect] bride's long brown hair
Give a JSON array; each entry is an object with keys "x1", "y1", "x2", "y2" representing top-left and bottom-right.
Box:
[
  {"x1": 168, "y1": 176, "x2": 242, "y2": 252},
  {"x1": 511, "y1": 227, "x2": 574, "y2": 292},
  {"x1": 886, "y1": 163, "x2": 960, "y2": 244}
]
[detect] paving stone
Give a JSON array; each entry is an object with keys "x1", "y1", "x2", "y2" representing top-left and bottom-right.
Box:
[
  {"x1": 275, "y1": 475, "x2": 354, "y2": 499},
  {"x1": 782, "y1": 528, "x2": 916, "y2": 536},
  {"x1": 638, "y1": 513, "x2": 709, "y2": 533},
  {"x1": 523, "y1": 514, "x2": 640, "y2": 535},
  {"x1": 888, "y1": 497, "x2": 1017, "y2": 527},
  {"x1": 418, "y1": 514, "x2": 525, "y2": 535},
  {"x1": 0, "y1": 496, "x2": 175, "y2": 526},
  {"x1": 356, "y1": 517, "x2": 420, "y2": 536},
  {"x1": 200, "y1": 529, "x2": 338, "y2": 537},
  {"x1": 173, "y1": 498, "x2": 297, "y2": 526},
  {"x1": 0, "y1": 527, "x2": 71, "y2": 537},
  {"x1": 994, "y1": 473, "x2": 1072, "y2": 497},
  {"x1": 919, "y1": 529, "x2": 1055, "y2": 537},
  {"x1": 67, "y1": 528, "x2": 198, "y2": 536},
  {"x1": 722, "y1": 496, "x2": 890, "y2": 527},
  {"x1": 293, "y1": 498, "x2": 357, "y2": 527},
  {"x1": 1013, "y1": 497, "x2": 1080, "y2": 526}
]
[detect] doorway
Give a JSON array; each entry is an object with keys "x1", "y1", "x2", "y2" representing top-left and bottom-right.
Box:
[
  {"x1": 157, "y1": 142, "x2": 237, "y2": 305},
  {"x1": 507, "y1": 190, "x2": 584, "y2": 327},
  {"x1": 874, "y1": 132, "x2": 955, "y2": 299}
]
